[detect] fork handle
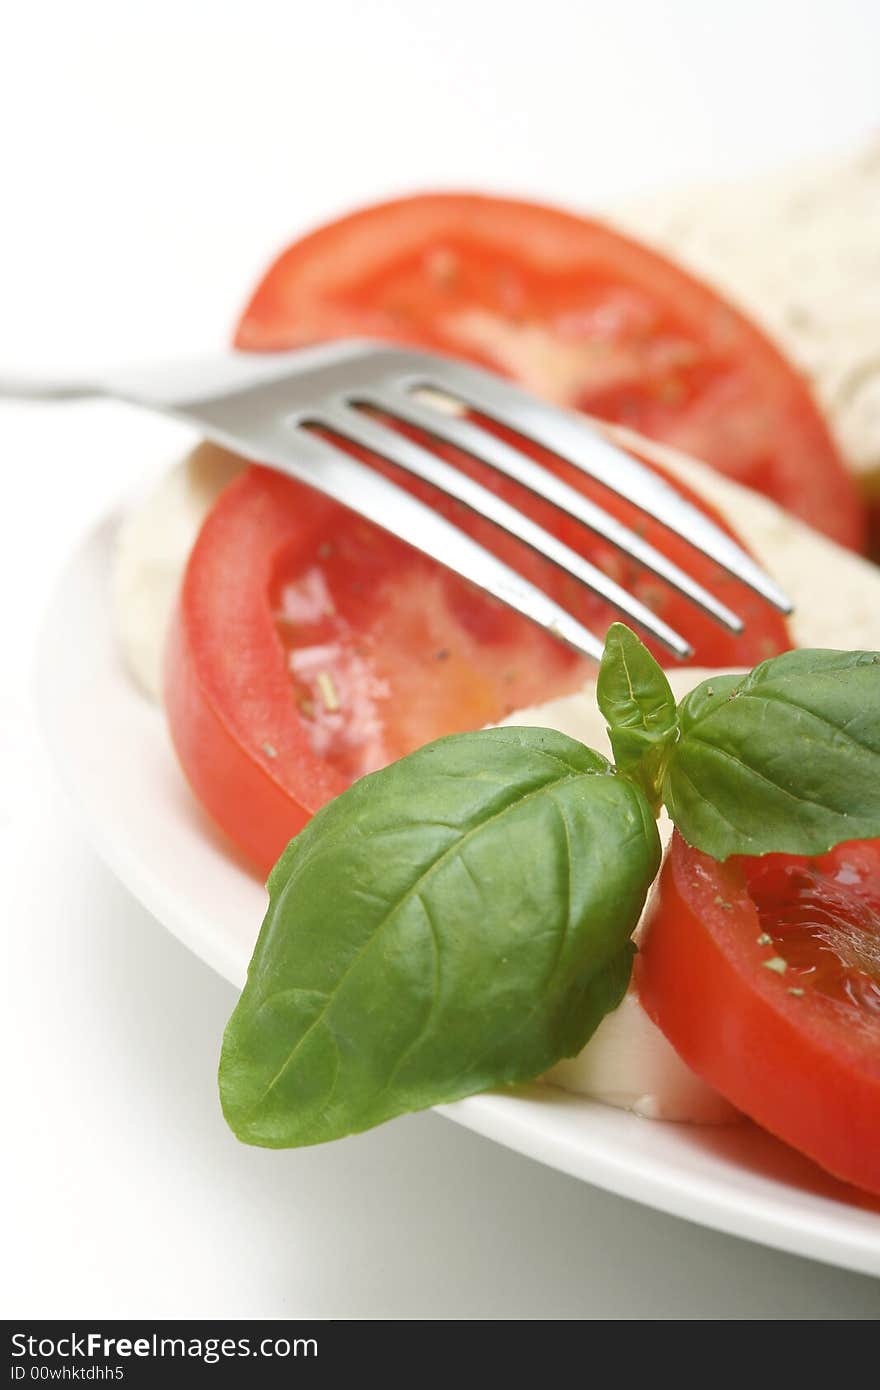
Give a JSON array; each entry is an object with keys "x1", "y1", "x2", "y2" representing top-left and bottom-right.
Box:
[{"x1": 0, "y1": 375, "x2": 97, "y2": 401}]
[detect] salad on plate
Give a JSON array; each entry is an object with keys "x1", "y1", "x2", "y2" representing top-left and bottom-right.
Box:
[{"x1": 110, "y1": 175, "x2": 880, "y2": 1201}]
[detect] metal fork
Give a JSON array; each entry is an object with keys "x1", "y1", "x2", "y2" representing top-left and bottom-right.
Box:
[{"x1": 1, "y1": 339, "x2": 790, "y2": 659}]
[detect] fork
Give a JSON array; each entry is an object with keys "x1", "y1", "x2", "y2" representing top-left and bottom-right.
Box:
[{"x1": 0, "y1": 339, "x2": 790, "y2": 659}]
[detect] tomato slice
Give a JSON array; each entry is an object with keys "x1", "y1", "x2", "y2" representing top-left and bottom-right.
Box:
[
  {"x1": 638, "y1": 832, "x2": 880, "y2": 1196},
  {"x1": 237, "y1": 193, "x2": 864, "y2": 551},
  {"x1": 165, "y1": 450, "x2": 791, "y2": 874}
]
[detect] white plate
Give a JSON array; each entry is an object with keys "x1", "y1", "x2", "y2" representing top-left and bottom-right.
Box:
[{"x1": 36, "y1": 516, "x2": 880, "y2": 1279}]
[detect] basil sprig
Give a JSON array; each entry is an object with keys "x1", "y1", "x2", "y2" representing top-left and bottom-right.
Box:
[
  {"x1": 220, "y1": 624, "x2": 880, "y2": 1149},
  {"x1": 596, "y1": 622, "x2": 678, "y2": 812},
  {"x1": 597, "y1": 625, "x2": 880, "y2": 860},
  {"x1": 220, "y1": 727, "x2": 660, "y2": 1148}
]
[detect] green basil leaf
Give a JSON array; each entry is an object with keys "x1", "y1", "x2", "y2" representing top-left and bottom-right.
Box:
[
  {"x1": 663, "y1": 649, "x2": 880, "y2": 859},
  {"x1": 220, "y1": 726, "x2": 661, "y2": 1148},
  {"x1": 596, "y1": 622, "x2": 678, "y2": 812}
]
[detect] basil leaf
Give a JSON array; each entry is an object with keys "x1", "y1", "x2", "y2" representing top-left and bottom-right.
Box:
[
  {"x1": 663, "y1": 649, "x2": 880, "y2": 859},
  {"x1": 220, "y1": 726, "x2": 660, "y2": 1148},
  {"x1": 597, "y1": 622, "x2": 678, "y2": 811}
]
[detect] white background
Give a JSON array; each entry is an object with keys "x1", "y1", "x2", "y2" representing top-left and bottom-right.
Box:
[{"x1": 2, "y1": 0, "x2": 880, "y2": 1319}]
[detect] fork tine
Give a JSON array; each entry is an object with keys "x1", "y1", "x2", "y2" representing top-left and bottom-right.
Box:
[
  {"x1": 397, "y1": 356, "x2": 793, "y2": 614},
  {"x1": 318, "y1": 404, "x2": 694, "y2": 658},
  {"x1": 364, "y1": 385, "x2": 744, "y2": 634},
  {"x1": 221, "y1": 426, "x2": 606, "y2": 661}
]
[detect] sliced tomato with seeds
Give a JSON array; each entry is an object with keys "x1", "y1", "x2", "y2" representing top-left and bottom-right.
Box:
[
  {"x1": 237, "y1": 192, "x2": 864, "y2": 550},
  {"x1": 638, "y1": 832, "x2": 880, "y2": 1196}
]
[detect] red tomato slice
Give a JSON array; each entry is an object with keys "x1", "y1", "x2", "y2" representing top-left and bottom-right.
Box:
[
  {"x1": 237, "y1": 193, "x2": 865, "y2": 551},
  {"x1": 165, "y1": 452, "x2": 791, "y2": 874},
  {"x1": 638, "y1": 832, "x2": 880, "y2": 1196}
]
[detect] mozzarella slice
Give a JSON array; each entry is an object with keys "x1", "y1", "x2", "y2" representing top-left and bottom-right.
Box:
[{"x1": 549, "y1": 992, "x2": 736, "y2": 1124}]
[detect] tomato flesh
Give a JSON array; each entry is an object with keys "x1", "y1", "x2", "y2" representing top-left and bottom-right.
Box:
[
  {"x1": 638, "y1": 833, "x2": 880, "y2": 1196},
  {"x1": 262, "y1": 433, "x2": 792, "y2": 790},
  {"x1": 258, "y1": 399, "x2": 793, "y2": 786},
  {"x1": 268, "y1": 507, "x2": 584, "y2": 782},
  {"x1": 742, "y1": 847, "x2": 880, "y2": 1022}
]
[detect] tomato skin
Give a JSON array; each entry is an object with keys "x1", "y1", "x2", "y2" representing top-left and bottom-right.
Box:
[
  {"x1": 237, "y1": 192, "x2": 864, "y2": 551},
  {"x1": 638, "y1": 832, "x2": 880, "y2": 1196},
  {"x1": 164, "y1": 470, "x2": 348, "y2": 871}
]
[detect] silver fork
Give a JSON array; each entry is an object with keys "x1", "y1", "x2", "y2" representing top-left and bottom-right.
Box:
[{"x1": 1, "y1": 339, "x2": 790, "y2": 660}]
